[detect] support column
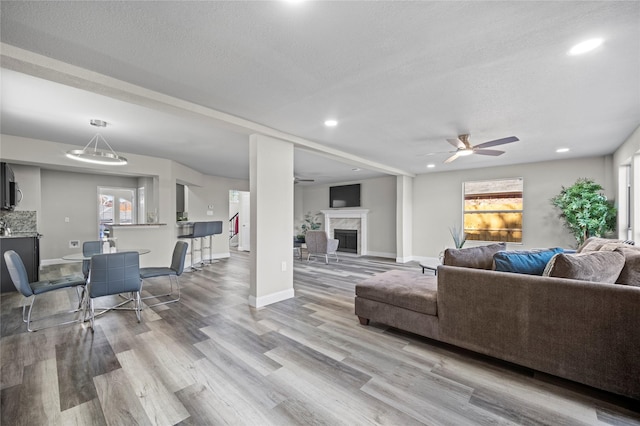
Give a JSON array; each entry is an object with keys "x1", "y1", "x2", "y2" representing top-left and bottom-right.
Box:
[
  {"x1": 396, "y1": 175, "x2": 414, "y2": 263},
  {"x1": 249, "y1": 134, "x2": 294, "y2": 308}
]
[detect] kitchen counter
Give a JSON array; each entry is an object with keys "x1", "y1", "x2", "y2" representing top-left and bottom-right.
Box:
[
  {"x1": 0, "y1": 232, "x2": 42, "y2": 238},
  {"x1": 107, "y1": 223, "x2": 167, "y2": 227}
]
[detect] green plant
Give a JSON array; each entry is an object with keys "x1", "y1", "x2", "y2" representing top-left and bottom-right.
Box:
[
  {"x1": 449, "y1": 225, "x2": 467, "y2": 248},
  {"x1": 300, "y1": 211, "x2": 321, "y2": 237},
  {"x1": 551, "y1": 178, "x2": 617, "y2": 246}
]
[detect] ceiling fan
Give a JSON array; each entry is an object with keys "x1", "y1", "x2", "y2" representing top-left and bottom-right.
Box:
[
  {"x1": 443, "y1": 134, "x2": 519, "y2": 163},
  {"x1": 294, "y1": 177, "x2": 315, "y2": 184}
]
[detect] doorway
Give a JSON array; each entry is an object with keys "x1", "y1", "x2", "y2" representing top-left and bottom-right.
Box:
[{"x1": 229, "y1": 190, "x2": 250, "y2": 251}]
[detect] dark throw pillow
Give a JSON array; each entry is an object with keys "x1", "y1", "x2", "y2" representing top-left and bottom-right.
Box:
[
  {"x1": 443, "y1": 243, "x2": 506, "y2": 270},
  {"x1": 543, "y1": 251, "x2": 625, "y2": 283},
  {"x1": 493, "y1": 247, "x2": 564, "y2": 275}
]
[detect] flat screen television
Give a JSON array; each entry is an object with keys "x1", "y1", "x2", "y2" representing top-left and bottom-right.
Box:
[{"x1": 330, "y1": 184, "x2": 360, "y2": 208}]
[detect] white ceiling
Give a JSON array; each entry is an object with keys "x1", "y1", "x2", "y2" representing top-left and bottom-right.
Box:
[{"x1": 1, "y1": 1, "x2": 639, "y2": 184}]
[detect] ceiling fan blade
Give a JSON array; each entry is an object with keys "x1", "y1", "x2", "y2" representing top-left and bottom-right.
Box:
[
  {"x1": 444, "y1": 153, "x2": 460, "y2": 163},
  {"x1": 473, "y1": 149, "x2": 505, "y2": 156},
  {"x1": 447, "y1": 138, "x2": 465, "y2": 149},
  {"x1": 474, "y1": 136, "x2": 519, "y2": 149}
]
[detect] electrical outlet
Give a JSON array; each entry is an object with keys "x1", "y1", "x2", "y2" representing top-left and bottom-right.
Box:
[
  {"x1": 69, "y1": 240, "x2": 79, "y2": 248},
  {"x1": 206, "y1": 210, "x2": 213, "y2": 216},
  {"x1": 281, "y1": 261, "x2": 287, "y2": 272}
]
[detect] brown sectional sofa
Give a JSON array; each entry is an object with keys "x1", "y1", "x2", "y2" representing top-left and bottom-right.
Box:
[{"x1": 355, "y1": 242, "x2": 640, "y2": 400}]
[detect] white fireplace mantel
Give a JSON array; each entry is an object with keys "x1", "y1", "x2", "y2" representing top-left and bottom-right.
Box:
[{"x1": 321, "y1": 209, "x2": 369, "y2": 255}]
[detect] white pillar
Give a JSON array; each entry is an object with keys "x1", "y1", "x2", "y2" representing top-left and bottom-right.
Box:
[
  {"x1": 248, "y1": 134, "x2": 295, "y2": 308},
  {"x1": 396, "y1": 175, "x2": 413, "y2": 263}
]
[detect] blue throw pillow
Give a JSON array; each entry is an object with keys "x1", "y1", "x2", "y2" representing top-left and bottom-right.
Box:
[{"x1": 493, "y1": 248, "x2": 564, "y2": 275}]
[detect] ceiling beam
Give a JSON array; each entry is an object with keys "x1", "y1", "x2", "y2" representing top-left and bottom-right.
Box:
[{"x1": 1, "y1": 43, "x2": 415, "y2": 178}]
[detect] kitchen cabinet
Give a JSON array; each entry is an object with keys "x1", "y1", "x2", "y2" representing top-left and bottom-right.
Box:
[{"x1": 1, "y1": 236, "x2": 40, "y2": 292}]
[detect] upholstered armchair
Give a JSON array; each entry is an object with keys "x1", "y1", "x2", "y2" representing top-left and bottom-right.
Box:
[{"x1": 305, "y1": 230, "x2": 339, "y2": 264}]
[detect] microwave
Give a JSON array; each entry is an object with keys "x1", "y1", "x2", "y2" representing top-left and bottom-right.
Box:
[{"x1": 1, "y1": 162, "x2": 21, "y2": 211}]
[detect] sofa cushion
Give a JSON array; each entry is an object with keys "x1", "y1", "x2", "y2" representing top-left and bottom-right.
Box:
[
  {"x1": 543, "y1": 251, "x2": 625, "y2": 283},
  {"x1": 493, "y1": 247, "x2": 564, "y2": 275},
  {"x1": 443, "y1": 243, "x2": 506, "y2": 270},
  {"x1": 577, "y1": 237, "x2": 625, "y2": 253},
  {"x1": 355, "y1": 270, "x2": 438, "y2": 315},
  {"x1": 612, "y1": 247, "x2": 640, "y2": 286}
]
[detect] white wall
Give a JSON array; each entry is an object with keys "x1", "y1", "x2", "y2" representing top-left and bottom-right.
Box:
[
  {"x1": 41, "y1": 169, "x2": 139, "y2": 259},
  {"x1": 299, "y1": 175, "x2": 397, "y2": 257},
  {"x1": 613, "y1": 125, "x2": 640, "y2": 242},
  {"x1": 1, "y1": 134, "x2": 249, "y2": 267},
  {"x1": 413, "y1": 156, "x2": 612, "y2": 258},
  {"x1": 185, "y1": 174, "x2": 249, "y2": 256},
  {"x1": 10, "y1": 164, "x2": 41, "y2": 214}
]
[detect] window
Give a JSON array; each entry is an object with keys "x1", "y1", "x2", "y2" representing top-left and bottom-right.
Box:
[
  {"x1": 463, "y1": 178, "x2": 523, "y2": 243},
  {"x1": 98, "y1": 187, "x2": 137, "y2": 231}
]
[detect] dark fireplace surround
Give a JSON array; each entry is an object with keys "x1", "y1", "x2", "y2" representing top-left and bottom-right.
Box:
[{"x1": 334, "y1": 229, "x2": 357, "y2": 253}]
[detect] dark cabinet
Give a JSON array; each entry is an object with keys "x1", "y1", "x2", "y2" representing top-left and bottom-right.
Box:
[{"x1": 1, "y1": 237, "x2": 39, "y2": 292}]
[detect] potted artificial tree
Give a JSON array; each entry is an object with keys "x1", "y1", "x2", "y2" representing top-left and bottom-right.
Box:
[{"x1": 551, "y1": 178, "x2": 617, "y2": 246}]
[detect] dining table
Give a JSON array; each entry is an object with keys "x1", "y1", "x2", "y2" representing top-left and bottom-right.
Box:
[{"x1": 62, "y1": 248, "x2": 151, "y2": 261}]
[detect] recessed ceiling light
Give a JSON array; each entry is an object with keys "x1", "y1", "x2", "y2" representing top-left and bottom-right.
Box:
[
  {"x1": 324, "y1": 119, "x2": 338, "y2": 127},
  {"x1": 556, "y1": 148, "x2": 570, "y2": 153},
  {"x1": 427, "y1": 164, "x2": 436, "y2": 168},
  {"x1": 352, "y1": 168, "x2": 361, "y2": 172},
  {"x1": 568, "y1": 38, "x2": 603, "y2": 56}
]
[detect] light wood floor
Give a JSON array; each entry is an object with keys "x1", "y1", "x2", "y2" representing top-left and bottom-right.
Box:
[{"x1": 1, "y1": 250, "x2": 639, "y2": 425}]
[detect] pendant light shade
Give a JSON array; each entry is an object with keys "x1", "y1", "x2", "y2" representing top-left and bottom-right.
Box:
[{"x1": 66, "y1": 120, "x2": 128, "y2": 166}]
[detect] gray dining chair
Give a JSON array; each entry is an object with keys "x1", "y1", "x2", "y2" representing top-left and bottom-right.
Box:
[
  {"x1": 82, "y1": 240, "x2": 102, "y2": 279},
  {"x1": 139, "y1": 241, "x2": 188, "y2": 307},
  {"x1": 305, "y1": 230, "x2": 340, "y2": 264},
  {"x1": 4, "y1": 250, "x2": 86, "y2": 332},
  {"x1": 85, "y1": 251, "x2": 142, "y2": 332}
]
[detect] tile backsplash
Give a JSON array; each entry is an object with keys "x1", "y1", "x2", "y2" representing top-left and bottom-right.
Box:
[{"x1": 0, "y1": 211, "x2": 37, "y2": 232}]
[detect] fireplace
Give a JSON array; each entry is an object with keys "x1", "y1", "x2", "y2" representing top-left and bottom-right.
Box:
[
  {"x1": 321, "y1": 209, "x2": 369, "y2": 256},
  {"x1": 334, "y1": 229, "x2": 358, "y2": 253}
]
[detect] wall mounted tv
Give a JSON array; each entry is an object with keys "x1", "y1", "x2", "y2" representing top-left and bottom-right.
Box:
[{"x1": 330, "y1": 184, "x2": 361, "y2": 208}]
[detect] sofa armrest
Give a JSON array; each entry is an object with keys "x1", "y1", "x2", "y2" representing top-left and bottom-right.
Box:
[{"x1": 436, "y1": 265, "x2": 640, "y2": 399}]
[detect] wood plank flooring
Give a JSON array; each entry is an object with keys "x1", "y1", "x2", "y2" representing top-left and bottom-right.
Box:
[{"x1": 2, "y1": 250, "x2": 639, "y2": 425}]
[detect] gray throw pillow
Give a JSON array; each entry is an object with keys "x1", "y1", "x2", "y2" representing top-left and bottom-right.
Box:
[
  {"x1": 543, "y1": 251, "x2": 625, "y2": 283},
  {"x1": 443, "y1": 243, "x2": 506, "y2": 270},
  {"x1": 577, "y1": 237, "x2": 624, "y2": 253},
  {"x1": 613, "y1": 247, "x2": 640, "y2": 286}
]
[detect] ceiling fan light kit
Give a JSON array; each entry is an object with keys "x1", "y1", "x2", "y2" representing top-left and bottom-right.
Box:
[
  {"x1": 443, "y1": 134, "x2": 519, "y2": 164},
  {"x1": 66, "y1": 120, "x2": 128, "y2": 166}
]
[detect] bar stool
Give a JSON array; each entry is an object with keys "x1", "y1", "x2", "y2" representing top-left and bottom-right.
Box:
[
  {"x1": 179, "y1": 222, "x2": 208, "y2": 271},
  {"x1": 202, "y1": 221, "x2": 223, "y2": 265}
]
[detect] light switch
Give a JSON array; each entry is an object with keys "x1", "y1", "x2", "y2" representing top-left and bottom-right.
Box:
[
  {"x1": 281, "y1": 261, "x2": 287, "y2": 271},
  {"x1": 65, "y1": 217, "x2": 70, "y2": 223}
]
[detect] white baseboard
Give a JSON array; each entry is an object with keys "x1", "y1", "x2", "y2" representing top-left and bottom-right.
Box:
[
  {"x1": 365, "y1": 250, "x2": 396, "y2": 259},
  {"x1": 395, "y1": 255, "x2": 416, "y2": 263},
  {"x1": 411, "y1": 256, "x2": 441, "y2": 264},
  {"x1": 249, "y1": 288, "x2": 295, "y2": 308}
]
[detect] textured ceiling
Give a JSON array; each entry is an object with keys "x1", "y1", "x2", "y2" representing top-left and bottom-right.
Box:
[{"x1": 1, "y1": 1, "x2": 639, "y2": 183}]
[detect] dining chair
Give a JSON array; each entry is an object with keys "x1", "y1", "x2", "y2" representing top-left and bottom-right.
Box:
[
  {"x1": 305, "y1": 230, "x2": 340, "y2": 264},
  {"x1": 139, "y1": 241, "x2": 188, "y2": 307},
  {"x1": 82, "y1": 240, "x2": 102, "y2": 279},
  {"x1": 4, "y1": 250, "x2": 86, "y2": 332},
  {"x1": 85, "y1": 251, "x2": 142, "y2": 332}
]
